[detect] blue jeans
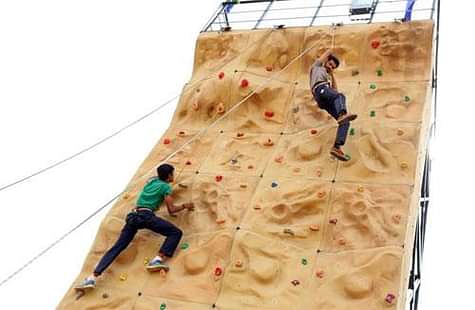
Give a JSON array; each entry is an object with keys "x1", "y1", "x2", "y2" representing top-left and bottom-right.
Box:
[
  {"x1": 312, "y1": 84, "x2": 349, "y2": 147},
  {"x1": 93, "y1": 210, "x2": 182, "y2": 276}
]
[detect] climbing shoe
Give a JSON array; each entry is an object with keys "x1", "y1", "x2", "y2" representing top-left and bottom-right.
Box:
[
  {"x1": 330, "y1": 147, "x2": 350, "y2": 162},
  {"x1": 337, "y1": 113, "x2": 358, "y2": 125}
]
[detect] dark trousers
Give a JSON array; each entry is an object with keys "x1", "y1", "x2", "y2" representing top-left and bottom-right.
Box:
[
  {"x1": 93, "y1": 210, "x2": 182, "y2": 276},
  {"x1": 312, "y1": 84, "x2": 350, "y2": 147}
]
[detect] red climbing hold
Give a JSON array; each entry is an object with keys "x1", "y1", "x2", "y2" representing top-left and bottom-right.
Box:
[
  {"x1": 218, "y1": 72, "x2": 225, "y2": 79},
  {"x1": 264, "y1": 111, "x2": 274, "y2": 118},
  {"x1": 265, "y1": 65, "x2": 273, "y2": 72},
  {"x1": 371, "y1": 40, "x2": 380, "y2": 49},
  {"x1": 163, "y1": 138, "x2": 171, "y2": 145},
  {"x1": 329, "y1": 218, "x2": 338, "y2": 225},
  {"x1": 291, "y1": 279, "x2": 300, "y2": 286},
  {"x1": 215, "y1": 175, "x2": 223, "y2": 182},
  {"x1": 240, "y1": 79, "x2": 249, "y2": 88},
  {"x1": 185, "y1": 160, "x2": 192, "y2": 165},
  {"x1": 385, "y1": 293, "x2": 396, "y2": 304},
  {"x1": 310, "y1": 129, "x2": 318, "y2": 135},
  {"x1": 214, "y1": 267, "x2": 223, "y2": 277}
]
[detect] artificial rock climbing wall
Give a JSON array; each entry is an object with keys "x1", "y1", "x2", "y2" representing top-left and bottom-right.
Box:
[{"x1": 59, "y1": 20, "x2": 434, "y2": 309}]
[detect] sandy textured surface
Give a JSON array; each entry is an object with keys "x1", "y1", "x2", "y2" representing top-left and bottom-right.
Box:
[{"x1": 59, "y1": 20, "x2": 433, "y2": 309}]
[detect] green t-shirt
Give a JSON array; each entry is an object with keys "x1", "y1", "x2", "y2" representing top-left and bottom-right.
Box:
[{"x1": 136, "y1": 177, "x2": 172, "y2": 212}]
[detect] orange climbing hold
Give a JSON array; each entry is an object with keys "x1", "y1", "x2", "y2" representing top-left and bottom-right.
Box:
[
  {"x1": 316, "y1": 270, "x2": 325, "y2": 278},
  {"x1": 274, "y1": 155, "x2": 284, "y2": 163},
  {"x1": 317, "y1": 191, "x2": 326, "y2": 198},
  {"x1": 247, "y1": 165, "x2": 254, "y2": 169},
  {"x1": 215, "y1": 175, "x2": 223, "y2": 182},
  {"x1": 216, "y1": 102, "x2": 225, "y2": 114},
  {"x1": 309, "y1": 224, "x2": 320, "y2": 232},
  {"x1": 216, "y1": 219, "x2": 226, "y2": 224},
  {"x1": 371, "y1": 39, "x2": 380, "y2": 49},
  {"x1": 310, "y1": 129, "x2": 318, "y2": 135},
  {"x1": 185, "y1": 160, "x2": 192, "y2": 165},
  {"x1": 265, "y1": 65, "x2": 273, "y2": 72},
  {"x1": 177, "y1": 131, "x2": 186, "y2": 137},
  {"x1": 214, "y1": 267, "x2": 223, "y2": 277},
  {"x1": 163, "y1": 138, "x2": 171, "y2": 145},
  {"x1": 316, "y1": 169, "x2": 322, "y2": 177},
  {"x1": 218, "y1": 71, "x2": 225, "y2": 79},
  {"x1": 236, "y1": 132, "x2": 245, "y2": 138},
  {"x1": 240, "y1": 79, "x2": 249, "y2": 88},
  {"x1": 264, "y1": 111, "x2": 275, "y2": 118},
  {"x1": 264, "y1": 138, "x2": 274, "y2": 146},
  {"x1": 329, "y1": 218, "x2": 338, "y2": 225},
  {"x1": 235, "y1": 260, "x2": 243, "y2": 268}
]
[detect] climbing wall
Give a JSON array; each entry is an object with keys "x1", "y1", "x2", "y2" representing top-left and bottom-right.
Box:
[{"x1": 58, "y1": 20, "x2": 434, "y2": 310}]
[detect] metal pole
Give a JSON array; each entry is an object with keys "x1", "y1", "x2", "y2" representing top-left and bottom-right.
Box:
[
  {"x1": 254, "y1": 0, "x2": 274, "y2": 29},
  {"x1": 203, "y1": 3, "x2": 226, "y2": 32},
  {"x1": 368, "y1": 0, "x2": 380, "y2": 23},
  {"x1": 310, "y1": 0, "x2": 325, "y2": 26}
]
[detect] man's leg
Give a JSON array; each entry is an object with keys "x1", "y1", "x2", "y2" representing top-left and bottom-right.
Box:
[
  {"x1": 143, "y1": 213, "x2": 183, "y2": 259},
  {"x1": 93, "y1": 214, "x2": 139, "y2": 276}
]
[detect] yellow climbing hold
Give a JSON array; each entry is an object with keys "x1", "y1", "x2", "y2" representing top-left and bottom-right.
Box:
[
  {"x1": 119, "y1": 274, "x2": 127, "y2": 281},
  {"x1": 357, "y1": 185, "x2": 364, "y2": 193},
  {"x1": 400, "y1": 162, "x2": 408, "y2": 169}
]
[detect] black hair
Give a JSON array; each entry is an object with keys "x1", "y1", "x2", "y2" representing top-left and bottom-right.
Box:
[
  {"x1": 328, "y1": 54, "x2": 340, "y2": 68},
  {"x1": 157, "y1": 164, "x2": 175, "y2": 181}
]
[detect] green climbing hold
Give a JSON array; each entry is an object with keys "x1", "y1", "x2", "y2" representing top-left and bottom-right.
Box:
[
  {"x1": 376, "y1": 69, "x2": 383, "y2": 76},
  {"x1": 370, "y1": 110, "x2": 376, "y2": 117},
  {"x1": 349, "y1": 128, "x2": 355, "y2": 136},
  {"x1": 344, "y1": 154, "x2": 351, "y2": 161},
  {"x1": 180, "y1": 242, "x2": 189, "y2": 250},
  {"x1": 301, "y1": 258, "x2": 308, "y2": 266},
  {"x1": 404, "y1": 95, "x2": 411, "y2": 102},
  {"x1": 160, "y1": 303, "x2": 167, "y2": 310},
  {"x1": 369, "y1": 83, "x2": 377, "y2": 90}
]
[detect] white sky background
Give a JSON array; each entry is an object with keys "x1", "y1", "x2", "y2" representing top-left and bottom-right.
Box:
[{"x1": 0, "y1": 1, "x2": 472, "y2": 309}]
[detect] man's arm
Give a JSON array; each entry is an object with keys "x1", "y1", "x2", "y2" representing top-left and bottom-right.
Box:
[
  {"x1": 318, "y1": 49, "x2": 333, "y2": 65},
  {"x1": 164, "y1": 195, "x2": 194, "y2": 215},
  {"x1": 330, "y1": 71, "x2": 338, "y2": 91}
]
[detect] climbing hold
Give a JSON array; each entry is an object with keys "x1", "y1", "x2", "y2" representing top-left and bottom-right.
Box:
[
  {"x1": 397, "y1": 128, "x2": 404, "y2": 136},
  {"x1": 357, "y1": 185, "x2": 364, "y2": 193},
  {"x1": 215, "y1": 175, "x2": 223, "y2": 182},
  {"x1": 102, "y1": 293, "x2": 109, "y2": 299},
  {"x1": 236, "y1": 132, "x2": 245, "y2": 138},
  {"x1": 349, "y1": 128, "x2": 355, "y2": 136},
  {"x1": 214, "y1": 267, "x2": 223, "y2": 277},
  {"x1": 218, "y1": 71, "x2": 225, "y2": 79},
  {"x1": 216, "y1": 102, "x2": 225, "y2": 114},
  {"x1": 143, "y1": 257, "x2": 150, "y2": 266},
  {"x1": 371, "y1": 39, "x2": 380, "y2": 49},
  {"x1": 216, "y1": 218, "x2": 226, "y2": 224},
  {"x1": 400, "y1": 162, "x2": 408, "y2": 169},
  {"x1": 274, "y1": 155, "x2": 284, "y2": 163},
  {"x1": 122, "y1": 193, "x2": 130, "y2": 200},
  {"x1": 178, "y1": 130, "x2": 186, "y2": 137},
  {"x1": 344, "y1": 154, "x2": 352, "y2": 161},
  {"x1": 163, "y1": 138, "x2": 171, "y2": 145},
  {"x1": 191, "y1": 101, "x2": 200, "y2": 111},
  {"x1": 291, "y1": 279, "x2": 300, "y2": 286},
  {"x1": 247, "y1": 165, "x2": 254, "y2": 169},
  {"x1": 230, "y1": 159, "x2": 238, "y2": 165},
  {"x1": 253, "y1": 204, "x2": 262, "y2": 210},
  {"x1": 310, "y1": 129, "x2": 318, "y2": 135},
  {"x1": 385, "y1": 293, "x2": 396, "y2": 304},
  {"x1": 180, "y1": 242, "x2": 189, "y2": 250},
  {"x1": 185, "y1": 160, "x2": 192, "y2": 165},
  {"x1": 316, "y1": 270, "x2": 325, "y2": 278},
  {"x1": 264, "y1": 111, "x2": 275, "y2": 118},
  {"x1": 404, "y1": 95, "x2": 411, "y2": 102},
  {"x1": 119, "y1": 274, "x2": 127, "y2": 281},
  {"x1": 240, "y1": 79, "x2": 249, "y2": 88},
  {"x1": 271, "y1": 181, "x2": 278, "y2": 188},
  {"x1": 160, "y1": 303, "x2": 167, "y2": 310},
  {"x1": 338, "y1": 238, "x2": 346, "y2": 246},
  {"x1": 293, "y1": 167, "x2": 301, "y2": 173},
  {"x1": 265, "y1": 65, "x2": 273, "y2": 72},
  {"x1": 240, "y1": 184, "x2": 247, "y2": 188},
  {"x1": 376, "y1": 68, "x2": 383, "y2": 76},
  {"x1": 263, "y1": 138, "x2": 274, "y2": 146},
  {"x1": 301, "y1": 258, "x2": 308, "y2": 266},
  {"x1": 283, "y1": 228, "x2": 295, "y2": 236},
  {"x1": 292, "y1": 106, "x2": 299, "y2": 113},
  {"x1": 316, "y1": 169, "x2": 322, "y2": 177},
  {"x1": 392, "y1": 214, "x2": 402, "y2": 224},
  {"x1": 235, "y1": 260, "x2": 243, "y2": 268},
  {"x1": 370, "y1": 110, "x2": 376, "y2": 117},
  {"x1": 317, "y1": 191, "x2": 326, "y2": 198},
  {"x1": 351, "y1": 69, "x2": 359, "y2": 76},
  {"x1": 329, "y1": 218, "x2": 338, "y2": 225},
  {"x1": 309, "y1": 224, "x2": 320, "y2": 232},
  {"x1": 369, "y1": 83, "x2": 377, "y2": 90}
]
